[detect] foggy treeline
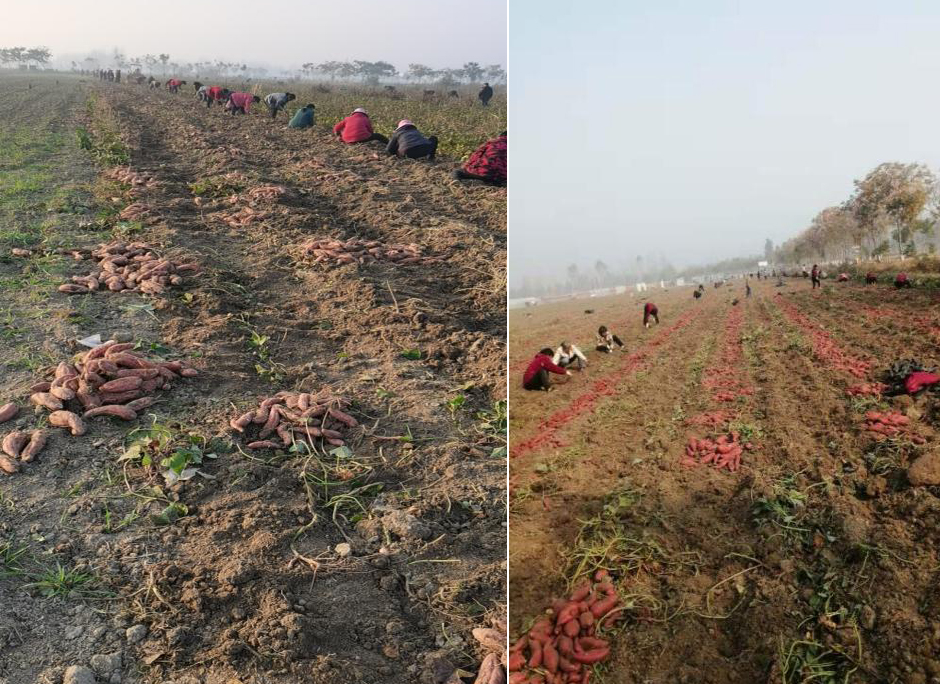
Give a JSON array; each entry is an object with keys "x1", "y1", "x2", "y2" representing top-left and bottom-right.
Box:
[{"x1": 3, "y1": 46, "x2": 506, "y2": 86}]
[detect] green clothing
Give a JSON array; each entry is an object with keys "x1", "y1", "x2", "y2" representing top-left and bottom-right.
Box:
[{"x1": 289, "y1": 107, "x2": 315, "y2": 128}]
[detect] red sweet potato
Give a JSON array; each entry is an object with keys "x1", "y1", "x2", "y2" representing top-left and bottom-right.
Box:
[
  {"x1": 48, "y1": 410, "x2": 86, "y2": 436},
  {"x1": 83, "y1": 405, "x2": 137, "y2": 421},
  {"x1": 19, "y1": 430, "x2": 47, "y2": 462},
  {"x1": 0, "y1": 403, "x2": 18, "y2": 424},
  {"x1": 2, "y1": 431, "x2": 28, "y2": 458}
]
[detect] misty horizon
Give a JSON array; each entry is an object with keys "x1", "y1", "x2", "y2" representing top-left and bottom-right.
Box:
[{"x1": 0, "y1": 0, "x2": 505, "y2": 76}]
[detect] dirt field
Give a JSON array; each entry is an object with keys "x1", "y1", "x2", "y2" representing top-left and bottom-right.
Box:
[
  {"x1": 0, "y1": 74, "x2": 505, "y2": 684},
  {"x1": 509, "y1": 277, "x2": 940, "y2": 683}
]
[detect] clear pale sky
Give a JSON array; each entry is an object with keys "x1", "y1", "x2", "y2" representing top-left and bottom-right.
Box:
[
  {"x1": 509, "y1": 0, "x2": 940, "y2": 287},
  {"x1": 0, "y1": 0, "x2": 506, "y2": 70}
]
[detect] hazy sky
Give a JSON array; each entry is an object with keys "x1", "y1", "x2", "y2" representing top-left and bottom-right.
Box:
[
  {"x1": 0, "y1": 0, "x2": 506, "y2": 70},
  {"x1": 509, "y1": 0, "x2": 940, "y2": 287}
]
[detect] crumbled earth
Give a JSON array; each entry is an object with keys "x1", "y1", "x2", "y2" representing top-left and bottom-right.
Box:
[
  {"x1": 509, "y1": 278, "x2": 940, "y2": 682},
  {"x1": 0, "y1": 74, "x2": 505, "y2": 684}
]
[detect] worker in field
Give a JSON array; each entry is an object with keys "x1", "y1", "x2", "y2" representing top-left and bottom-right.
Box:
[
  {"x1": 596, "y1": 325, "x2": 625, "y2": 353},
  {"x1": 837, "y1": 273, "x2": 849, "y2": 282},
  {"x1": 693, "y1": 289, "x2": 702, "y2": 299},
  {"x1": 553, "y1": 341, "x2": 588, "y2": 370},
  {"x1": 746, "y1": 281, "x2": 752, "y2": 297},
  {"x1": 289, "y1": 103, "x2": 316, "y2": 129},
  {"x1": 811, "y1": 264, "x2": 820, "y2": 289},
  {"x1": 453, "y1": 131, "x2": 507, "y2": 186},
  {"x1": 264, "y1": 92, "x2": 296, "y2": 119},
  {"x1": 192, "y1": 81, "x2": 203, "y2": 93},
  {"x1": 166, "y1": 79, "x2": 187, "y2": 93},
  {"x1": 865, "y1": 272, "x2": 877, "y2": 284},
  {"x1": 523, "y1": 348, "x2": 570, "y2": 391},
  {"x1": 333, "y1": 108, "x2": 389, "y2": 144},
  {"x1": 643, "y1": 302, "x2": 659, "y2": 328},
  {"x1": 478, "y1": 82, "x2": 493, "y2": 106},
  {"x1": 196, "y1": 84, "x2": 209, "y2": 102},
  {"x1": 386, "y1": 120, "x2": 439, "y2": 160},
  {"x1": 205, "y1": 86, "x2": 230, "y2": 108},
  {"x1": 226, "y1": 92, "x2": 261, "y2": 115},
  {"x1": 895, "y1": 272, "x2": 912, "y2": 289}
]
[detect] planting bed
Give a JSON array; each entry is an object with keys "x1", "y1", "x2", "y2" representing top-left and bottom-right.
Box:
[
  {"x1": 0, "y1": 74, "x2": 505, "y2": 684},
  {"x1": 509, "y1": 277, "x2": 940, "y2": 682}
]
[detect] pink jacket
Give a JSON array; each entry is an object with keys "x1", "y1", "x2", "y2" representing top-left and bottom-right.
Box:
[{"x1": 228, "y1": 92, "x2": 255, "y2": 112}]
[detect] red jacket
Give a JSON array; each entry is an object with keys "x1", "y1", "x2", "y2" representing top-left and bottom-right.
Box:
[
  {"x1": 896, "y1": 272, "x2": 908, "y2": 283},
  {"x1": 333, "y1": 112, "x2": 374, "y2": 143},
  {"x1": 644, "y1": 303, "x2": 657, "y2": 315},
  {"x1": 208, "y1": 86, "x2": 226, "y2": 101},
  {"x1": 463, "y1": 134, "x2": 507, "y2": 182},
  {"x1": 523, "y1": 353, "x2": 566, "y2": 386},
  {"x1": 228, "y1": 92, "x2": 255, "y2": 112}
]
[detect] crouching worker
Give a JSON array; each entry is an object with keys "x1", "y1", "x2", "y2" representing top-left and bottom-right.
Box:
[
  {"x1": 264, "y1": 92, "x2": 296, "y2": 119},
  {"x1": 205, "y1": 86, "x2": 230, "y2": 108},
  {"x1": 523, "y1": 348, "x2": 570, "y2": 391},
  {"x1": 596, "y1": 326, "x2": 625, "y2": 353},
  {"x1": 895, "y1": 272, "x2": 912, "y2": 289},
  {"x1": 333, "y1": 108, "x2": 389, "y2": 144},
  {"x1": 387, "y1": 120, "x2": 438, "y2": 160},
  {"x1": 226, "y1": 92, "x2": 261, "y2": 115},
  {"x1": 865, "y1": 272, "x2": 877, "y2": 284},
  {"x1": 289, "y1": 103, "x2": 316, "y2": 128},
  {"x1": 553, "y1": 341, "x2": 587, "y2": 371},
  {"x1": 454, "y1": 131, "x2": 507, "y2": 186},
  {"x1": 643, "y1": 302, "x2": 659, "y2": 328}
]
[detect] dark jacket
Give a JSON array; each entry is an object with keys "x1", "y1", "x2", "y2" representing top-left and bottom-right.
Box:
[{"x1": 386, "y1": 125, "x2": 430, "y2": 156}]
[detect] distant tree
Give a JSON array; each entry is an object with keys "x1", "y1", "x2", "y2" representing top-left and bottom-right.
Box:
[
  {"x1": 566, "y1": 263, "x2": 580, "y2": 289},
  {"x1": 594, "y1": 260, "x2": 609, "y2": 287},
  {"x1": 406, "y1": 63, "x2": 435, "y2": 82},
  {"x1": 485, "y1": 64, "x2": 506, "y2": 83},
  {"x1": 763, "y1": 238, "x2": 774, "y2": 263},
  {"x1": 462, "y1": 61, "x2": 485, "y2": 82},
  {"x1": 158, "y1": 53, "x2": 170, "y2": 75}
]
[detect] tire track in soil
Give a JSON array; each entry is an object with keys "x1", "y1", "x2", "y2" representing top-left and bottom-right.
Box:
[{"x1": 67, "y1": 84, "x2": 507, "y2": 684}]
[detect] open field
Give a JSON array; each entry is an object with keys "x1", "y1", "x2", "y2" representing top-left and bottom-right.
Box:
[
  {"x1": 0, "y1": 73, "x2": 506, "y2": 684},
  {"x1": 509, "y1": 277, "x2": 940, "y2": 683}
]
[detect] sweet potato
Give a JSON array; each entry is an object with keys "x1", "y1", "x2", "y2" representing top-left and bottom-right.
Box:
[
  {"x1": 472, "y1": 628, "x2": 506, "y2": 654},
  {"x1": 31, "y1": 392, "x2": 63, "y2": 411},
  {"x1": 0, "y1": 403, "x2": 18, "y2": 424},
  {"x1": 589, "y1": 595, "x2": 618, "y2": 619},
  {"x1": 76, "y1": 389, "x2": 102, "y2": 410},
  {"x1": 58, "y1": 284, "x2": 89, "y2": 294},
  {"x1": 180, "y1": 368, "x2": 198, "y2": 378},
  {"x1": 328, "y1": 407, "x2": 358, "y2": 427},
  {"x1": 507, "y1": 652, "x2": 526, "y2": 671},
  {"x1": 99, "y1": 376, "x2": 142, "y2": 393},
  {"x1": 48, "y1": 410, "x2": 86, "y2": 436},
  {"x1": 2, "y1": 431, "x2": 28, "y2": 458},
  {"x1": 85, "y1": 341, "x2": 116, "y2": 360},
  {"x1": 109, "y1": 352, "x2": 150, "y2": 369},
  {"x1": 247, "y1": 440, "x2": 281, "y2": 449},
  {"x1": 562, "y1": 620, "x2": 580, "y2": 638},
  {"x1": 49, "y1": 385, "x2": 76, "y2": 401},
  {"x1": 29, "y1": 382, "x2": 51, "y2": 393},
  {"x1": 259, "y1": 406, "x2": 281, "y2": 439},
  {"x1": 19, "y1": 430, "x2": 47, "y2": 462},
  {"x1": 98, "y1": 390, "x2": 142, "y2": 404},
  {"x1": 527, "y1": 640, "x2": 543, "y2": 668},
  {"x1": 84, "y1": 405, "x2": 137, "y2": 421},
  {"x1": 104, "y1": 343, "x2": 135, "y2": 356},
  {"x1": 115, "y1": 367, "x2": 160, "y2": 379},
  {"x1": 0, "y1": 454, "x2": 19, "y2": 474},
  {"x1": 543, "y1": 643, "x2": 559, "y2": 673},
  {"x1": 571, "y1": 648, "x2": 609, "y2": 664},
  {"x1": 124, "y1": 396, "x2": 156, "y2": 411},
  {"x1": 230, "y1": 411, "x2": 255, "y2": 433}
]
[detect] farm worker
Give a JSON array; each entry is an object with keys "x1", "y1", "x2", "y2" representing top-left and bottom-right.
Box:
[
  {"x1": 196, "y1": 84, "x2": 209, "y2": 102},
  {"x1": 865, "y1": 272, "x2": 877, "y2": 284},
  {"x1": 895, "y1": 272, "x2": 912, "y2": 289},
  {"x1": 205, "y1": 86, "x2": 230, "y2": 108},
  {"x1": 811, "y1": 264, "x2": 820, "y2": 289},
  {"x1": 386, "y1": 120, "x2": 439, "y2": 160},
  {"x1": 333, "y1": 108, "x2": 389, "y2": 144},
  {"x1": 289, "y1": 104, "x2": 316, "y2": 129},
  {"x1": 837, "y1": 273, "x2": 849, "y2": 282},
  {"x1": 226, "y1": 92, "x2": 261, "y2": 115},
  {"x1": 264, "y1": 92, "x2": 296, "y2": 119},
  {"x1": 905, "y1": 371, "x2": 940, "y2": 394},
  {"x1": 746, "y1": 281, "x2": 752, "y2": 297},
  {"x1": 192, "y1": 81, "x2": 203, "y2": 93},
  {"x1": 166, "y1": 79, "x2": 187, "y2": 93},
  {"x1": 643, "y1": 302, "x2": 659, "y2": 328},
  {"x1": 693, "y1": 289, "x2": 702, "y2": 299},
  {"x1": 479, "y1": 82, "x2": 493, "y2": 106},
  {"x1": 596, "y1": 326, "x2": 625, "y2": 353},
  {"x1": 553, "y1": 342, "x2": 587, "y2": 370},
  {"x1": 523, "y1": 348, "x2": 570, "y2": 391},
  {"x1": 453, "y1": 132, "x2": 507, "y2": 186}
]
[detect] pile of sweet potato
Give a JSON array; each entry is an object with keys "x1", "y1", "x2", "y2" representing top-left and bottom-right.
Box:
[
  {"x1": 117, "y1": 202, "x2": 158, "y2": 224},
  {"x1": 302, "y1": 237, "x2": 440, "y2": 266},
  {"x1": 57, "y1": 240, "x2": 198, "y2": 296},
  {"x1": 104, "y1": 166, "x2": 158, "y2": 189},
  {"x1": 0, "y1": 428, "x2": 47, "y2": 475},
  {"x1": 240, "y1": 185, "x2": 288, "y2": 204},
  {"x1": 846, "y1": 382, "x2": 887, "y2": 398},
  {"x1": 218, "y1": 205, "x2": 270, "y2": 228},
  {"x1": 681, "y1": 432, "x2": 751, "y2": 472},
  {"x1": 863, "y1": 410, "x2": 924, "y2": 443},
  {"x1": 472, "y1": 618, "x2": 508, "y2": 684},
  {"x1": 28, "y1": 341, "x2": 198, "y2": 437},
  {"x1": 509, "y1": 570, "x2": 623, "y2": 684},
  {"x1": 229, "y1": 390, "x2": 358, "y2": 450}
]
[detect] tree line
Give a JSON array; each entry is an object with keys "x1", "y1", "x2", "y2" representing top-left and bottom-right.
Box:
[
  {"x1": 775, "y1": 162, "x2": 938, "y2": 265},
  {"x1": 0, "y1": 47, "x2": 51, "y2": 69},
  {"x1": 510, "y1": 255, "x2": 680, "y2": 298},
  {"x1": 70, "y1": 51, "x2": 504, "y2": 86}
]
